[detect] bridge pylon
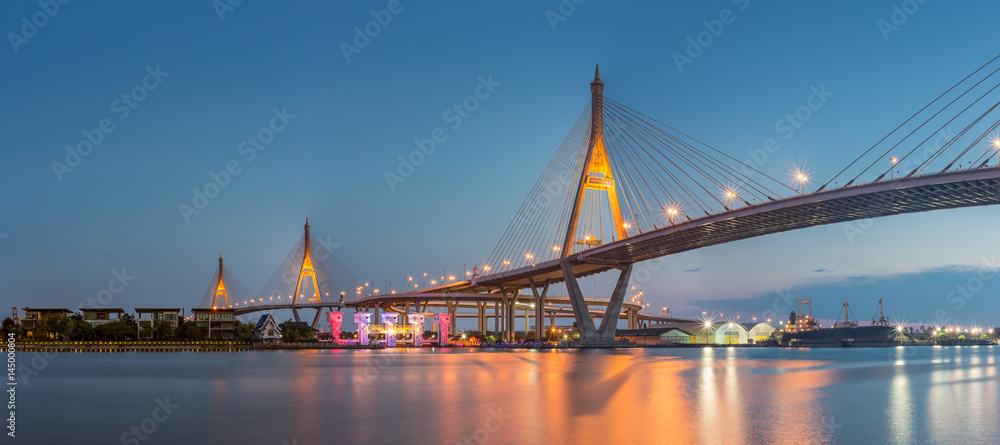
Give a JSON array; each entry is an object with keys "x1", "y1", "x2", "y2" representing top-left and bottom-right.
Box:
[
  {"x1": 197, "y1": 253, "x2": 254, "y2": 311},
  {"x1": 249, "y1": 217, "x2": 361, "y2": 329},
  {"x1": 560, "y1": 66, "x2": 633, "y2": 345},
  {"x1": 213, "y1": 253, "x2": 229, "y2": 309},
  {"x1": 291, "y1": 217, "x2": 324, "y2": 324}
]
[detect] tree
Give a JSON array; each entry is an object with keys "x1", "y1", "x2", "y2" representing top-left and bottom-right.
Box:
[
  {"x1": 96, "y1": 321, "x2": 133, "y2": 341},
  {"x1": 140, "y1": 324, "x2": 154, "y2": 339},
  {"x1": 279, "y1": 320, "x2": 313, "y2": 342},
  {"x1": 0, "y1": 318, "x2": 24, "y2": 340},
  {"x1": 233, "y1": 319, "x2": 255, "y2": 342},
  {"x1": 120, "y1": 313, "x2": 138, "y2": 331},
  {"x1": 184, "y1": 324, "x2": 203, "y2": 340},
  {"x1": 154, "y1": 321, "x2": 175, "y2": 339},
  {"x1": 66, "y1": 314, "x2": 95, "y2": 340},
  {"x1": 43, "y1": 315, "x2": 72, "y2": 340}
]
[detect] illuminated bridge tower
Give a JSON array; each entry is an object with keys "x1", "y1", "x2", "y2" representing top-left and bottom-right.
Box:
[
  {"x1": 212, "y1": 253, "x2": 228, "y2": 309},
  {"x1": 252, "y1": 217, "x2": 361, "y2": 329},
  {"x1": 290, "y1": 217, "x2": 325, "y2": 327},
  {"x1": 197, "y1": 253, "x2": 254, "y2": 311},
  {"x1": 293, "y1": 218, "x2": 323, "y2": 307},
  {"x1": 560, "y1": 66, "x2": 634, "y2": 345}
]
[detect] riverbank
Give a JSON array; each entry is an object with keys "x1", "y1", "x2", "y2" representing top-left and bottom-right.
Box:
[{"x1": 14, "y1": 340, "x2": 384, "y2": 352}]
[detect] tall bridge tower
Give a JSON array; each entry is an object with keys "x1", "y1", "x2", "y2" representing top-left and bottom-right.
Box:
[
  {"x1": 561, "y1": 65, "x2": 627, "y2": 254},
  {"x1": 212, "y1": 253, "x2": 229, "y2": 309},
  {"x1": 292, "y1": 217, "x2": 323, "y2": 306},
  {"x1": 560, "y1": 66, "x2": 634, "y2": 344}
]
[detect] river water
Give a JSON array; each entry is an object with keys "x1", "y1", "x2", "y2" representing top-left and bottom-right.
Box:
[{"x1": 13, "y1": 346, "x2": 999, "y2": 444}]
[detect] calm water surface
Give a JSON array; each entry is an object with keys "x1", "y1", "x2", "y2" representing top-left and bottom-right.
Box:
[{"x1": 16, "y1": 346, "x2": 1000, "y2": 444}]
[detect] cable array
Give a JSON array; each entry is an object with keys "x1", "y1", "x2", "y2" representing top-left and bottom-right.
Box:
[
  {"x1": 197, "y1": 264, "x2": 256, "y2": 309},
  {"x1": 821, "y1": 54, "x2": 1000, "y2": 190},
  {"x1": 240, "y1": 235, "x2": 361, "y2": 309},
  {"x1": 482, "y1": 97, "x2": 796, "y2": 274}
]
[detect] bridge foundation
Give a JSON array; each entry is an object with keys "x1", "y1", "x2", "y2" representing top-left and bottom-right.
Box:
[
  {"x1": 311, "y1": 308, "x2": 324, "y2": 330},
  {"x1": 528, "y1": 279, "x2": 549, "y2": 344},
  {"x1": 561, "y1": 260, "x2": 633, "y2": 345}
]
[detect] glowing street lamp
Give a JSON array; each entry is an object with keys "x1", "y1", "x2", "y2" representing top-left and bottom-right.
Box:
[
  {"x1": 991, "y1": 136, "x2": 1000, "y2": 165},
  {"x1": 722, "y1": 188, "x2": 738, "y2": 206},
  {"x1": 665, "y1": 206, "x2": 680, "y2": 224},
  {"x1": 791, "y1": 168, "x2": 810, "y2": 194}
]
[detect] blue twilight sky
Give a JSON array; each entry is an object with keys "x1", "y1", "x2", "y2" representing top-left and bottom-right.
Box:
[{"x1": 2, "y1": 0, "x2": 1000, "y2": 329}]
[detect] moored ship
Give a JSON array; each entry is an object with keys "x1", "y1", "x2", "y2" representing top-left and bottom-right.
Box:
[{"x1": 779, "y1": 299, "x2": 907, "y2": 347}]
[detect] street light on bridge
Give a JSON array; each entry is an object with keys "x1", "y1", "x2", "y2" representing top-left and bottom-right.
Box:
[
  {"x1": 991, "y1": 136, "x2": 1000, "y2": 165},
  {"x1": 791, "y1": 167, "x2": 810, "y2": 194}
]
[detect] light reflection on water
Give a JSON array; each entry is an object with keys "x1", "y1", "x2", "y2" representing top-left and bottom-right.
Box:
[{"x1": 15, "y1": 346, "x2": 1000, "y2": 444}]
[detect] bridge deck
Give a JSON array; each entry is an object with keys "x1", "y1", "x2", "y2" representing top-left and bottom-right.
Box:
[{"x1": 410, "y1": 167, "x2": 1000, "y2": 292}]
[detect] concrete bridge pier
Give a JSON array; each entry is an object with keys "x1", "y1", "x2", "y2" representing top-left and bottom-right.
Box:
[
  {"x1": 476, "y1": 301, "x2": 487, "y2": 333},
  {"x1": 493, "y1": 302, "x2": 500, "y2": 336},
  {"x1": 310, "y1": 307, "x2": 323, "y2": 330},
  {"x1": 561, "y1": 260, "x2": 633, "y2": 345},
  {"x1": 528, "y1": 279, "x2": 549, "y2": 343}
]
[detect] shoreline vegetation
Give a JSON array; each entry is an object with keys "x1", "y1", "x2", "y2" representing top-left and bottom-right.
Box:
[
  {"x1": 11, "y1": 339, "x2": 996, "y2": 352},
  {"x1": 13, "y1": 340, "x2": 384, "y2": 351}
]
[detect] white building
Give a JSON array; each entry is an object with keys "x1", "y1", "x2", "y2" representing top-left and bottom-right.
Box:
[
  {"x1": 253, "y1": 314, "x2": 281, "y2": 341},
  {"x1": 745, "y1": 322, "x2": 777, "y2": 343}
]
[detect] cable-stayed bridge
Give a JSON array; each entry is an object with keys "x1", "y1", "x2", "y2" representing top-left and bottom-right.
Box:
[{"x1": 204, "y1": 57, "x2": 1000, "y2": 344}]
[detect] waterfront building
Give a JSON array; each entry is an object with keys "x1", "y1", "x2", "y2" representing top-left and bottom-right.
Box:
[
  {"x1": 670, "y1": 322, "x2": 750, "y2": 345},
  {"x1": 661, "y1": 328, "x2": 693, "y2": 344},
  {"x1": 20, "y1": 307, "x2": 72, "y2": 337},
  {"x1": 616, "y1": 327, "x2": 693, "y2": 345},
  {"x1": 713, "y1": 322, "x2": 749, "y2": 344},
  {"x1": 80, "y1": 308, "x2": 126, "y2": 328},
  {"x1": 745, "y1": 322, "x2": 777, "y2": 343},
  {"x1": 254, "y1": 314, "x2": 281, "y2": 341},
  {"x1": 673, "y1": 322, "x2": 719, "y2": 344},
  {"x1": 191, "y1": 308, "x2": 236, "y2": 339},
  {"x1": 136, "y1": 308, "x2": 182, "y2": 333},
  {"x1": 291, "y1": 321, "x2": 320, "y2": 335}
]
